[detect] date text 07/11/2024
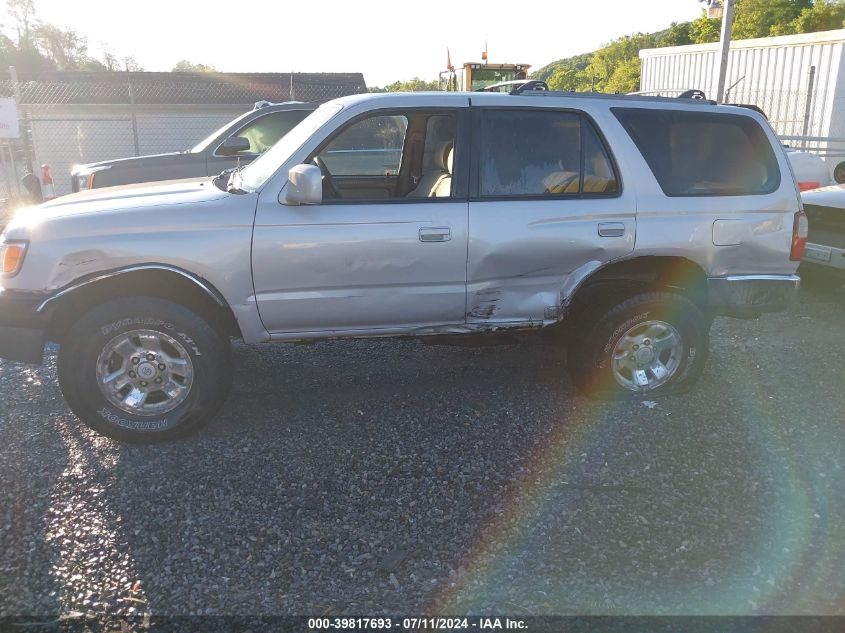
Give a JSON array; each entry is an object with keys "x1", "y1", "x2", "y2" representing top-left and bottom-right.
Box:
[{"x1": 306, "y1": 617, "x2": 528, "y2": 630}]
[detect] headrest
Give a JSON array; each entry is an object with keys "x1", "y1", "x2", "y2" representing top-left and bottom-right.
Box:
[
  {"x1": 435, "y1": 142, "x2": 453, "y2": 173},
  {"x1": 446, "y1": 147, "x2": 454, "y2": 175}
]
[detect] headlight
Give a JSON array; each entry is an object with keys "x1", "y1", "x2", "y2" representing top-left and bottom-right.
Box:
[
  {"x1": 72, "y1": 165, "x2": 111, "y2": 191},
  {"x1": 0, "y1": 239, "x2": 28, "y2": 276},
  {"x1": 76, "y1": 173, "x2": 92, "y2": 191}
]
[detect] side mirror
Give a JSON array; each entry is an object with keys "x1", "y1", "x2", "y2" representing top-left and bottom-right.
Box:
[
  {"x1": 284, "y1": 164, "x2": 323, "y2": 205},
  {"x1": 217, "y1": 136, "x2": 251, "y2": 156}
]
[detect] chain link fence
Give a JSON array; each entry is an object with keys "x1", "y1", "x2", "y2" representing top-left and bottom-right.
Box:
[
  {"x1": 0, "y1": 70, "x2": 367, "y2": 205},
  {"x1": 0, "y1": 71, "x2": 366, "y2": 106}
]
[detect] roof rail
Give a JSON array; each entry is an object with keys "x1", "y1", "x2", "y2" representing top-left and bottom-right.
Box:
[
  {"x1": 509, "y1": 80, "x2": 549, "y2": 95},
  {"x1": 727, "y1": 103, "x2": 769, "y2": 118},
  {"x1": 475, "y1": 79, "x2": 549, "y2": 94},
  {"x1": 515, "y1": 90, "x2": 717, "y2": 105}
]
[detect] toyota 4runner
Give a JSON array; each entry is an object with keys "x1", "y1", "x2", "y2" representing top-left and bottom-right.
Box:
[{"x1": 0, "y1": 91, "x2": 804, "y2": 441}]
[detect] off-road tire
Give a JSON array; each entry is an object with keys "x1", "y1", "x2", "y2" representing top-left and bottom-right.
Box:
[
  {"x1": 57, "y1": 297, "x2": 232, "y2": 442},
  {"x1": 568, "y1": 292, "x2": 709, "y2": 399}
]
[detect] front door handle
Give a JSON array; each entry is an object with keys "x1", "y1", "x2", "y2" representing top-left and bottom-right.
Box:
[
  {"x1": 419, "y1": 227, "x2": 451, "y2": 242},
  {"x1": 598, "y1": 222, "x2": 626, "y2": 238}
]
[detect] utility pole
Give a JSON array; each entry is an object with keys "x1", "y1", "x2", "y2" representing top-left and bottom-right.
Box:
[{"x1": 714, "y1": 0, "x2": 736, "y2": 103}]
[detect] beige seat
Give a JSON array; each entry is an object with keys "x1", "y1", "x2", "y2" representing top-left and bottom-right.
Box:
[
  {"x1": 583, "y1": 153, "x2": 615, "y2": 193},
  {"x1": 407, "y1": 143, "x2": 453, "y2": 198},
  {"x1": 542, "y1": 170, "x2": 579, "y2": 194}
]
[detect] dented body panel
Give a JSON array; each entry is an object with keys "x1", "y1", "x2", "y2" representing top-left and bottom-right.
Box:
[
  {"x1": 2, "y1": 179, "x2": 269, "y2": 344},
  {"x1": 466, "y1": 196, "x2": 636, "y2": 326}
]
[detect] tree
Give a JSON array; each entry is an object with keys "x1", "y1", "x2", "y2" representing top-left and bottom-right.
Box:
[
  {"x1": 531, "y1": 53, "x2": 593, "y2": 81},
  {"x1": 101, "y1": 47, "x2": 119, "y2": 71},
  {"x1": 172, "y1": 59, "x2": 218, "y2": 72},
  {"x1": 580, "y1": 33, "x2": 659, "y2": 93},
  {"x1": 33, "y1": 23, "x2": 89, "y2": 69},
  {"x1": 123, "y1": 56, "x2": 143, "y2": 72},
  {"x1": 691, "y1": 14, "x2": 721, "y2": 43},
  {"x1": 547, "y1": 62, "x2": 584, "y2": 91},
  {"x1": 605, "y1": 57, "x2": 643, "y2": 93},
  {"x1": 4, "y1": 0, "x2": 142, "y2": 71},
  {"x1": 0, "y1": 33, "x2": 18, "y2": 68},
  {"x1": 370, "y1": 77, "x2": 439, "y2": 92},
  {"x1": 732, "y1": 0, "x2": 812, "y2": 38},
  {"x1": 534, "y1": 0, "x2": 845, "y2": 96},
  {"x1": 659, "y1": 21, "x2": 694, "y2": 47},
  {"x1": 788, "y1": 0, "x2": 845, "y2": 33},
  {"x1": 6, "y1": 0, "x2": 36, "y2": 40}
]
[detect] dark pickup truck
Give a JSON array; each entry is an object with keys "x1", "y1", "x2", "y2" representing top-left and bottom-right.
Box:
[{"x1": 71, "y1": 101, "x2": 315, "y2": 191}]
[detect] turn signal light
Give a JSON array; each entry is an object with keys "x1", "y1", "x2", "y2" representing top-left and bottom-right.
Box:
[
  {"x1": 790, "y1": 210, "x2": 808, "y2": 261},
  {"x1": 0, "y1": 240, "x2": 28, "y2": 276}
]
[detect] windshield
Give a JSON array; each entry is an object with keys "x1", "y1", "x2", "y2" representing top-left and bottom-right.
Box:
[
  {"x1": 189, "y1": 110, "x2": 254, "y2": 153},
  {"x1": 471, "y1": 68, "x2": 523, "y2": 91},
  {"x1": 239, "y1": 104, "x2": 343, "y2": 191}
]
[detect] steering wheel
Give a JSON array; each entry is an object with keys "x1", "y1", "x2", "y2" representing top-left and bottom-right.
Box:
[{"x1": 313, "y1": 156, "x2": 342, "y2": 199}]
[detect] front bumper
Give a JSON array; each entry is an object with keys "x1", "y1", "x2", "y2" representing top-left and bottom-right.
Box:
[
  {"x1": 707, "y1": 274, "x2": 800, "y2": 318},
  {"x1": 0, "y1": 289, "x2": 50, "y2": 364}
]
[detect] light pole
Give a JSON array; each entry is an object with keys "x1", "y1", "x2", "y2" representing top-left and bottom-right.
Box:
[{"x1": 701, "y1": 0, "x2": 736, "y2": 103}]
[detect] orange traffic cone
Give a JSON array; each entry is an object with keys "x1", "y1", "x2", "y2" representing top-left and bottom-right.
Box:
[{"x1": 41, "y1": 164, "x2": 55, "y2": 201}]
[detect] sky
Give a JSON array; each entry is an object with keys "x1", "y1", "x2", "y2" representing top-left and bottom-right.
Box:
[{"x1": 4, "y1": 0, "x2": 704, "y2": 86}]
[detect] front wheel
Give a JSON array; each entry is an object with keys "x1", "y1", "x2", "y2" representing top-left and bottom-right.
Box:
[
  {"x1": 58, "y1": 297, "x2": 233, "y2": 442},
  {"x1": 568, "y1": 292, "x2": 709, "y2": 398}
]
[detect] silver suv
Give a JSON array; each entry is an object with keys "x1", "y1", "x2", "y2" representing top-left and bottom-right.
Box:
[{"x1": 0, "y1": 91, "x2": 804, "y2": 441}]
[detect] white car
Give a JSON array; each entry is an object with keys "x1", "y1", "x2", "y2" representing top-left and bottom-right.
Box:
[
  {"x1": 787, "y1": 150, "x2": 834, "y2": 191},
  {"x1": 800, "y1": 184, "x2": 845, "y2": 288}
]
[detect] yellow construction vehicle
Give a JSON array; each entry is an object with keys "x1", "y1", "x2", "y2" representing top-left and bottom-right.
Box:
[{"x1": 440, "y1": 49, "x2": 530, "y2": 92}]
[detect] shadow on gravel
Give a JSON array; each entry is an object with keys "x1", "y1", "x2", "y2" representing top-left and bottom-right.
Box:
[
  {"x1": 3, "y1": 320, "x2": 845, "y2": 620},
  {"x1": 0, "y1": 354, "x2": 71, "y2": 616}
]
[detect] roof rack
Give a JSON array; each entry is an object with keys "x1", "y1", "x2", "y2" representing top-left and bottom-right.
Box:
[
  {"x1": 476, "y1": 79, "x2": 549, "y2": 94},
  {"x1": 513, "y1": 90, "x2": 717, "y2": 105},
  {"x1": 728, "y1": 103, "x2": 768, "y2": 118}
]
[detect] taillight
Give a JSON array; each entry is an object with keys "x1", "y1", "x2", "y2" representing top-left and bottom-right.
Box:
[
  {"x1": 798, "y1": 181, "x2": 821, "y2": 192},
  {"x1": 790, "y1": 210, "x2": 808, "y2": 261}
]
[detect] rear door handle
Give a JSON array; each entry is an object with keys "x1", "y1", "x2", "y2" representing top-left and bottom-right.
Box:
[
  {"x1": 598, "y1": 222, "x2": 626, "y2": 238},
  {"x1": 419, "y1": 227, "x2": 451, "y2": 242}
]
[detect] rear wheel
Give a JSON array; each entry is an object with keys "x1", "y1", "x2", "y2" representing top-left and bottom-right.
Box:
[
  {"x1": 568, "y1": 292, "x2": 709, "y2": 398},
  {"x1": 58, "y1": 297, "x2": 232, "y2": 441}
]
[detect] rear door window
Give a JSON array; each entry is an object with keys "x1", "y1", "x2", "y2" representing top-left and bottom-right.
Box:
[
  {"x1": 478, "y1": 109, "x2": 619, "y2": 198},
  {"x1": 612, "y1": 108, "x2": 779, "y2": 197}
]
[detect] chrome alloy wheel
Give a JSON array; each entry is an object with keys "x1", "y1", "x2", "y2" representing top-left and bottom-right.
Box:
[
  {"x1": 611, "y1": 320, "x2": 683, "y2": 391},
  {"x1": 95, "y1": 329, "x2": 195, "y2": 415}
]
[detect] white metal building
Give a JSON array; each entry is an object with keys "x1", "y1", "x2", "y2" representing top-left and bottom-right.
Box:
[
  {"x1": 0, "y1": 71, "x2": 367, "y2": 198},
  {"x1": 639, "y1": 29, "x2": 845, "y2": 145}
]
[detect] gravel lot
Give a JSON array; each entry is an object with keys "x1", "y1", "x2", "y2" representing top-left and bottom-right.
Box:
[{"x1": 1, "y1": 287, "x2": 844, "y2": 623}]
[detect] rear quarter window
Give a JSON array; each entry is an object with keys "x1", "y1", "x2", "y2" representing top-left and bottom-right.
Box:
[{"x1": 612, "y1": 108, "x2": 780, "y2": 197}]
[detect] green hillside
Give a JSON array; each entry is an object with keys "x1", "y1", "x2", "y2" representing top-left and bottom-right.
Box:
[{"x1": 531, "y1": 0, "x2": 845, "y2": 94}]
